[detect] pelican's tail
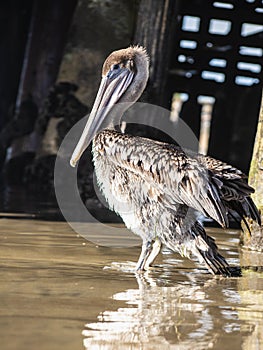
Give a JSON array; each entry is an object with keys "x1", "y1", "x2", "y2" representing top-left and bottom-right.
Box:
[{"x1": 192, "y1": 222, "x2": 239, "y2": 277}]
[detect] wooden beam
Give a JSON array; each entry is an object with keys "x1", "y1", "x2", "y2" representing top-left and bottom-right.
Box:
[
  {"x1": 133, "y1": 0, "x2": 177, "y2": 108},
  {"x1": 16, "y1": 0, "x2": 78, "y2": 115},
  {"x1": 0, "y1": 1, "x2": 32, "y2": 129}
]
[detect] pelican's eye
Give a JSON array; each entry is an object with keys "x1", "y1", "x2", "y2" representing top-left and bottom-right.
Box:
[
  {"x1": 107, "y1": 63, "x2": 122, "y2": 79},
  {"x1": 112, "y1": 64, "x2": 120, "y2": 70}
]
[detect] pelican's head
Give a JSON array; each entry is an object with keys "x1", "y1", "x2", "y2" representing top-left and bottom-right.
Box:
[{"x1": 70, "y1": 46, "x2": 149, "y2": 167}]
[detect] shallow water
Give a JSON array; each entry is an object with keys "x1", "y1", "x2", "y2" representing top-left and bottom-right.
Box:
[{"x1": 0, "y1": 218, "x2": 262, "y2": 350}]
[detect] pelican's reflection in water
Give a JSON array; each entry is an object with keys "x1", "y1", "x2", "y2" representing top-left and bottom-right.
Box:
[{"x1": 82, "y1": 265, "x2": 258, "y2": 350}]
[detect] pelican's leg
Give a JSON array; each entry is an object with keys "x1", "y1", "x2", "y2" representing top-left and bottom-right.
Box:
[
  {"x1": 136, "y1": 241, "x2": 153, "y2": 271},
  {"x1": 143, "y1": 238, "x2": 162, "y2": 270}
]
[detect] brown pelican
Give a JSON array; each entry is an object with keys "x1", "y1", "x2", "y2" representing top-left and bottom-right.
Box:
[{"x1": 70, "y1": 46, "x2": 260, "y2": 276}]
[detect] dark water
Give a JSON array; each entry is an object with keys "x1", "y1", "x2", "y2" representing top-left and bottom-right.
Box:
[{"x1": 0, "y1": 218, "x2": 262, "y2": 350}]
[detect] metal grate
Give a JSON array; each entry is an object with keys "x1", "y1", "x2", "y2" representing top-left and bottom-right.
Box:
[
  {"x1": 170, "y1": 0, "x2": 263, "y2": 93},
  {"x1": 168, "y1": 0, "x2": 263, "y2": 172}
]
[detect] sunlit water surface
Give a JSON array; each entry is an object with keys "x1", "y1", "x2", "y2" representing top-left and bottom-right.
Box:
[{"x1": 0, "y1": 218, "x2": 262, "y2": 350}]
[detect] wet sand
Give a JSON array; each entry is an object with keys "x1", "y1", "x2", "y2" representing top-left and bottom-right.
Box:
[{"x1": 0, "y1": 218, "x2": 262, "y2": 350}]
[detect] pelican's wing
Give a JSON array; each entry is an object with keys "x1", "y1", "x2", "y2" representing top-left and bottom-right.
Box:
[{"x1": 94, "y1": 131, "x2": 229, "y2": 227}]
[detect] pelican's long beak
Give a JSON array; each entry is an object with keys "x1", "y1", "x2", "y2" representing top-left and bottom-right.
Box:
[{"x1": 70, "y1": 68, "x2": 134, "y2": 167}]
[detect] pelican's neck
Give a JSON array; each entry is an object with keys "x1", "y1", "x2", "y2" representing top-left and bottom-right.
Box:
[
  {"x1": 105, "y1": 52, "x2": 149, "y2": 132},
  {"x1": 121, "y1": 53, "x2": 149, "y2": 106},
  {"x1": 103, "y1": 100, "x2": 135, "y2": 133}
]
